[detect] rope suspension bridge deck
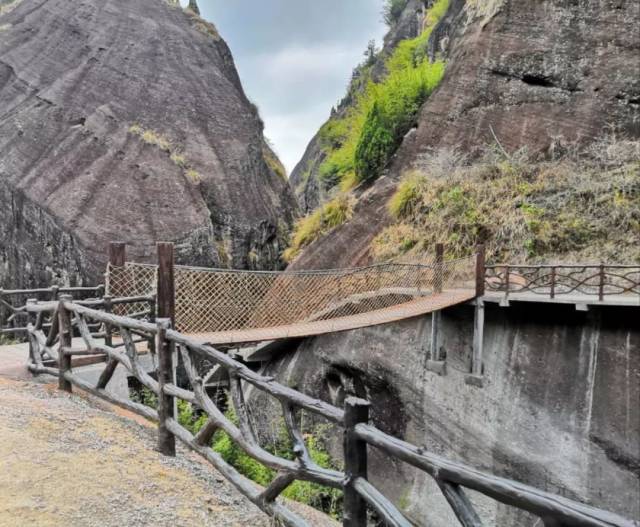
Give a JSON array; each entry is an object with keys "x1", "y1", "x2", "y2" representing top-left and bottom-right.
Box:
[{"x1": 104, "y1": 245, "x2": 480, "y2": 345}]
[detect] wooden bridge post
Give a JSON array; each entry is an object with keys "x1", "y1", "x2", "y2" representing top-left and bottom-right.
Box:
[
  {"x1": 434, "y1": 243, "x2": 444, "y2": 294},
  {"x1": 430, "y1": 244, "x2": 444, "y2": 363},
  {"x1": 475, "y1": 244, "x2": 486, "y2": 298},
  {"x1": 58, "y1": 294, "x2": 73, "y2": 393},
  {"x1": 156, "y1": 317, "x2": 176, "y2": 457},
  {"x1": 343, "y1": 397, "x2": 370, "y2": 527},
  {"x1": 156, "y1": 242, "x2": 175, "y2": 327},
  {"x1": 109, "y1": 241, "x2": 126, "y2": 268}
]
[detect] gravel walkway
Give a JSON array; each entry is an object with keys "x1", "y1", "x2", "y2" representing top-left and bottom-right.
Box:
[{"x1": 0, "y1": 376, "x2": 335, "y2": 526}]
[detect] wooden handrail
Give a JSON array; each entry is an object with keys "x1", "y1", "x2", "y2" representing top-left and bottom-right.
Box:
[{"x1": 21, "y1": 297, "x2": 637, "y2": 527}]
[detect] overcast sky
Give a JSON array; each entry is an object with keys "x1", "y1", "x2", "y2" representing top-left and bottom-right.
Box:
[{"x1": 179, "y1": 0, "x2": 387, "y2": 174}]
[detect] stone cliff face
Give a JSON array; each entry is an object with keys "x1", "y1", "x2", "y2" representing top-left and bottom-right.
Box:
[
  {"x1": 279, "y1": 1, "x2": 640, "y2": 523},
  {"x1": 289, "y1": 0, "x2": 639, "y2": 269},
  {"x1": 254, "y1": 303, "x2": 639, "y2": 524},
  {"x1": 0, "y1": 0, "x2": 298, "y2": 288}
]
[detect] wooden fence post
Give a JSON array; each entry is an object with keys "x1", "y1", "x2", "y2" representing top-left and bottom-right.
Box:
[
  {"x1": 156, "y1": 242, "x2": 176, "y2": 457},
  {"x1": 26, "y1": 298, "x2": 37, "y2": 366},
  {"x1": 599, "y1": 264, "x2": 605, "y2": 301},
  {"x1": 156, "y1": 318, "x2": 176, "y2": 456},
  {"x1": 550, "y1": 267, "x2": 556, "y2": 299},
  {"x1": 475, "y1": 244, "x2": 486, "y2": 298},
  {"x1": 157, "y1": 242, "x2": 175, "y2": 326},
  {"x1": 343, "y1": 397, "x2": 370, "y2": 527},
  {"x1": 109, "y1": 241, "x2": 126, "y2": 268},
  {"x1": 103, "y1": 295, "x2": 113, "y2": 347},
  {"x1": 434, "y1": 243, "x2": 444, "y2": 294},
  {"x1": 58, "y1": 294, "x2": 73, "y2": 393}
]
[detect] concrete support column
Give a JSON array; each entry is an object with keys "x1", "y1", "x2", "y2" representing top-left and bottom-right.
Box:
[
  {"x1": 430, "y1": 310, "x2": 441, "y2": 361},
  {"x1": 471, "y1": 299, "x2": 485, "y2": 376}
]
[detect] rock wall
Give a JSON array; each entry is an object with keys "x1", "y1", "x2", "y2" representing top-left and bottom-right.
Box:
[
  {"x1": 256, "y1": 302, "x2": 640, "y2": 525},
  {"x1": 0, "y1": 0, "x2": 298, "y2": 289}
]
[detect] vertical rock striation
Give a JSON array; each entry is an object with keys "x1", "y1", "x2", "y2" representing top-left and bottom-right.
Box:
[{"x1": 0, "y1": 0, "x2": 298, "y2": 288}]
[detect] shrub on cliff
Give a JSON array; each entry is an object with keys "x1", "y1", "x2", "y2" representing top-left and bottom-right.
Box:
[
  {"x1": 283, "y1": 194, "x2": 355, "y2": 262},
  {"x1": 318, "y1": 0, "x2": 449, "y2": 191},
  {"x1": 373, "y1": 138, "x2": 640, "y2": 263}
]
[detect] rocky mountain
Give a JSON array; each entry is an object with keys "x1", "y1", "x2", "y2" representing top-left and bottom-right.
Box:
[
  {"x1": 0, "y1": 0, "x2": 298, "y2": 288},
  {"x1": 288, "y1": 0, "x2": 639, "y2": 269}
]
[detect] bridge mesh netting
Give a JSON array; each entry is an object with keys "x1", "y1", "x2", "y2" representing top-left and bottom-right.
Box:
[{"x1": 105, "y1": 256, "x2": 476, "y2": 334}]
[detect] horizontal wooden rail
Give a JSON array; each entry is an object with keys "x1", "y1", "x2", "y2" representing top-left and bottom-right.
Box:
[{"x1": 354, "y1": 424, "x2": 634, "y2": 527}]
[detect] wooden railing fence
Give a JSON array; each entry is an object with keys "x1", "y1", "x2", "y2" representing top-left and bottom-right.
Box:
[
  {"x1": 24, "y1": 299, "x2": 636, "y2": 527},
  {"x1": 0, "y1": 284, "x2": 104, "y2": 338},
  {"x1": 485, "y1": 264, "x2": 640, "y2": 301},
  {"x1": 2, "y1": 241, "x2": 637, "y2": 526},
  {"x1": 23, "y1": 296, "x2": 636, "y2": 525}
]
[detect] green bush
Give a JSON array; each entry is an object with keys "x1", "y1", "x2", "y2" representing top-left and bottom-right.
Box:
[
  {"x1": 354, "y1": 102, "x2": 394, "y2": 182},
  {"x1": 317, "y1": 0, "x2": 449, "y2": 190}
]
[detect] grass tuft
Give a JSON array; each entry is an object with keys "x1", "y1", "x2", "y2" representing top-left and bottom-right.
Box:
[{"x1": 283, "y1": 194, "x2": 354, "y2": 262}]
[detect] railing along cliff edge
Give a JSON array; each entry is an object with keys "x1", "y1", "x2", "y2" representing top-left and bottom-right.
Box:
[{"x1": 24, "y1": 296, "x2": 636, "y2": 527}]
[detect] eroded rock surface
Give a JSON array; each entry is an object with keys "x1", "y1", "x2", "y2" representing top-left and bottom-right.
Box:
[{"x1": 0, "y1": 0, "x2": 298, "y2": 288}]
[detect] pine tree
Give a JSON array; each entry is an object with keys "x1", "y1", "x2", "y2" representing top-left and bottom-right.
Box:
[{"x1": 188, "y1": 0, "x2": 200, "y2": 15}]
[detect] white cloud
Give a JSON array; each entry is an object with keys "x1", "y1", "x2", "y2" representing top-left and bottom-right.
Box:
[{"x1": 262, "y1": 103, "x2": 332, "y2": 175}]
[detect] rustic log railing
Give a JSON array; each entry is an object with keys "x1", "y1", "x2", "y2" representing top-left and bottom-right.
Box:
[
  {"x1": 0, "y1": 285, "x2": 105, "y2": 338},
  {"x1": 485, "y1": 264, "x2": 640, "y2": 301},
  {"x1": 23, "y1": 297, "x2": 637, "y2": 527}
]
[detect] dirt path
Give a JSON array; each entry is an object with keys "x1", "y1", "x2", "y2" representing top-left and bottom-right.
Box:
[{"x1": 0, "y1": 376, "x2": 335, "y2": 527}]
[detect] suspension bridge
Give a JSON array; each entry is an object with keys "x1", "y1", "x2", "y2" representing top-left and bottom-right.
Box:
[{"x1": 0, "y1": 242, "x2": 638, "y2": 527}]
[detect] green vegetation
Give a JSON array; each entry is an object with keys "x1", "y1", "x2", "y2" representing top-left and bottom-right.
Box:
[
  {"x1": 128, "y1": 123, "x2": 201, "y2": 185},
  {"x1": 178, "y1": 400, "x2": 342, "y2": 518},
  {"x1": 128, "y1": 388, "x2": 342, "y2": 516},
  {"x1": 373, "y1": 139, "x2": 640, "y2": 262},
  {"x1": 283, "y1": 194, "x2": 354, "y2": 262},
  {"x1": 262, "y1": 140, "x2": 288, "y2": 180},
  {"x1": 317, "y1": 0, "x2": 448, "y2": 191}
]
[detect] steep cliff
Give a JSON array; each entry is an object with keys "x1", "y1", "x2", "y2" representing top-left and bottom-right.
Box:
[
  {"x1": 254, "y1": 303, "x2": 639, "y2": 524},
  {"x1": 0, "y1": 0, "x2": 298, "y2": 288},
  {"x1": 288, "y1": 0, "x2": 639, "y2": 269}
]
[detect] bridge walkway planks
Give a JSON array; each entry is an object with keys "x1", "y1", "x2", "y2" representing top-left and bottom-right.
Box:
[{"x1": 188, "y1": 288, "x2": 475, "y2": 345}]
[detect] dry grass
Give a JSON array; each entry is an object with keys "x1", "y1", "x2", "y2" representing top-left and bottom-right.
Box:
[
  {"x1": 128, "y1": 123, "x2": 202, "y2": 185},
  {"x1": 284, "y1": 194, "x2": 355, "y2": 262},
  {"x1": 0, "y1": 0, "x2": 22, "y2": 16},
  {"x1": 262, "y1": 141, "x2": 287, "y2": 180},
  {"x1": 373, "y1": 138, "x2": 640, "y2": 263}
]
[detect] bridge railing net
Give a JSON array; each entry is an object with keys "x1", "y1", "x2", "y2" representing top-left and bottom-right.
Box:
[{"x1": 106, "y1": 256, "x2": 476, "y2": 334}]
